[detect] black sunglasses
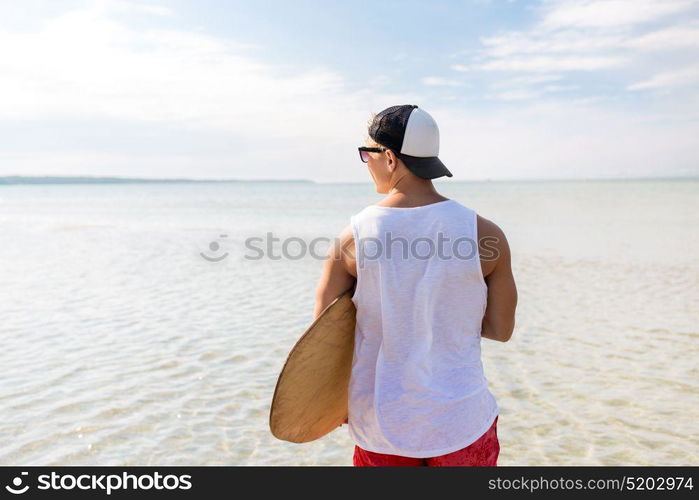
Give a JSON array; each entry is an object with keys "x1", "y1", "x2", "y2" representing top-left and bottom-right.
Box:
[{"x1": 358, "y1": 146, "x2": 387, "y2": 163}]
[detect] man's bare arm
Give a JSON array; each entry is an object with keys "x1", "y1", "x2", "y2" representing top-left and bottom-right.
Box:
[
  {"x1": 313, "y1": 225, "x2": 356, "y2": 319},
  {"x1": 479, "y1": 221, "x2": 517, "y2": 342}
]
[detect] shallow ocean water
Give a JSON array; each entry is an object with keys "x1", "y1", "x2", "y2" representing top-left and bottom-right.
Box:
[{"x1": 0, "y1": 179, "x2": 697, "y2": 465}]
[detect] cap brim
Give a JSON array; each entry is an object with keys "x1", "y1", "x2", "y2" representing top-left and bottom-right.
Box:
[{"x1": 397, "y1": 154, "x2": 453, "y2": 179}]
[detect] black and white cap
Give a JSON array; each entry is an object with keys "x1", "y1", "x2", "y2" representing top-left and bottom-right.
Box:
[{"x1": 369, "y1": 104, "x2": 452, "y2": 179}]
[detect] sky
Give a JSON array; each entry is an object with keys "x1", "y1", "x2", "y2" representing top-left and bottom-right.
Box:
[{"x1": 0, "y1": 0, "x2": 698, "y2": 182}]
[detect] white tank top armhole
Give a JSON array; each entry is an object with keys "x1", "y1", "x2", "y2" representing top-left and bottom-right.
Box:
[
  {"x1": 350, "y1": 214, "x2": 362, "y2": 303},
  {"x1": 473, "y1": 210, "x2": 489, "y2": 308}
]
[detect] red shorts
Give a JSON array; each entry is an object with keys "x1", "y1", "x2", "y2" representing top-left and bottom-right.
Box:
[{"x1": 353, "y1": 415, "x2": 499, "y2": 467}]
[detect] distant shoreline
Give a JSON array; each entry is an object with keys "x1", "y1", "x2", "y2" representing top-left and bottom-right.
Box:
[
  {"x1": 0, "y1": 176, "x2": 315, "y2": 185},
  {"x1": 0, "y1": 175, "x2": 696, "y2": 185}
]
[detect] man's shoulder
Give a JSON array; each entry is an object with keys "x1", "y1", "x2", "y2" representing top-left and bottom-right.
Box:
[
  {"x1": 476, "y1": 214, "x2": 507, "y2": 241},
  {"x1": 476, "y1": 215, "x2": 510, "y2": 276}
]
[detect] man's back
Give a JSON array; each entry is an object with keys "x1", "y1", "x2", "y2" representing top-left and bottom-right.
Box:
[{"x1": 346, "y1": 199, "x2": 501, "y2": 457}]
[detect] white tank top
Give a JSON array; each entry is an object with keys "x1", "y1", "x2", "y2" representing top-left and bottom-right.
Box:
[{"x1": 348, "y1": 199, "x2": 499, "y2": 458}]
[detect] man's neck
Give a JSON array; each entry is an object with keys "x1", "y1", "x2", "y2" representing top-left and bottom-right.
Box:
[{"x1": 379, "y1": 181, "x2": 448, "y2": 208}]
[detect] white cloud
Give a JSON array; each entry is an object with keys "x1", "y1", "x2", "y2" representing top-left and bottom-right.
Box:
[
  {"x1": 421, "y1": 76, "x2": 467, "y2": 87},
  {"x1": 542, "y1": 84, "x2": 579, "y2": 92},
  {"x1": 480, "y1": 31, "x2": 624, "y2": 58},
  {"x1": 450, "y1": 63, "x2": 471, "y2": 72},
  {"x1": 621, "y1": 22, "x2": 699, "y2": 50},
  {"x1": 628, "y1": 64, "x2": 699, "y2": 89},
  {"x1": 489, "y1": 74, "x2": 563, "y2": 88},
  {"x1": 486, "y1": 75, "x2": 576, "y2": 99},
  {"x1": 488, "y1": 89, "x2": 542, "y2": 101},
  {"x1": 476, "y1": 55, "x2": 625, "y2": 72},
  {"x1": 477, "y1": 20, "x2": 699, "y2": 60},
  {"x1": 369, "y1": 75, "x2": 392, "y2": 86},
  {"x1": 539, "y1": 0, "x2": 697, "y2": 30},
  {"x1": 109, "y1": 1, "x2": 174, "y2": 17}
]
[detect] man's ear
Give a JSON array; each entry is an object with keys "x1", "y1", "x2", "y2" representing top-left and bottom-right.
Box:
[{"x1": 387, "y1": 149, "x2": 397, "y2": 169}]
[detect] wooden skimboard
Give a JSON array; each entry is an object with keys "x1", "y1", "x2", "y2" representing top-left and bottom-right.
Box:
[{"x1": 269, "y1": 288, "x2": 356, "y2": 443}]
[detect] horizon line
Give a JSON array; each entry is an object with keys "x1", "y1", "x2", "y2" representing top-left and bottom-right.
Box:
[{"x1": 0, "y1": 174, "x2": 697, "y2": 185}]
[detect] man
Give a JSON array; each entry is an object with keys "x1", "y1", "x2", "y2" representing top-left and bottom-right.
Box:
[{"x1": 314, "y1": 104, "x2": 517, "y2": 466}]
